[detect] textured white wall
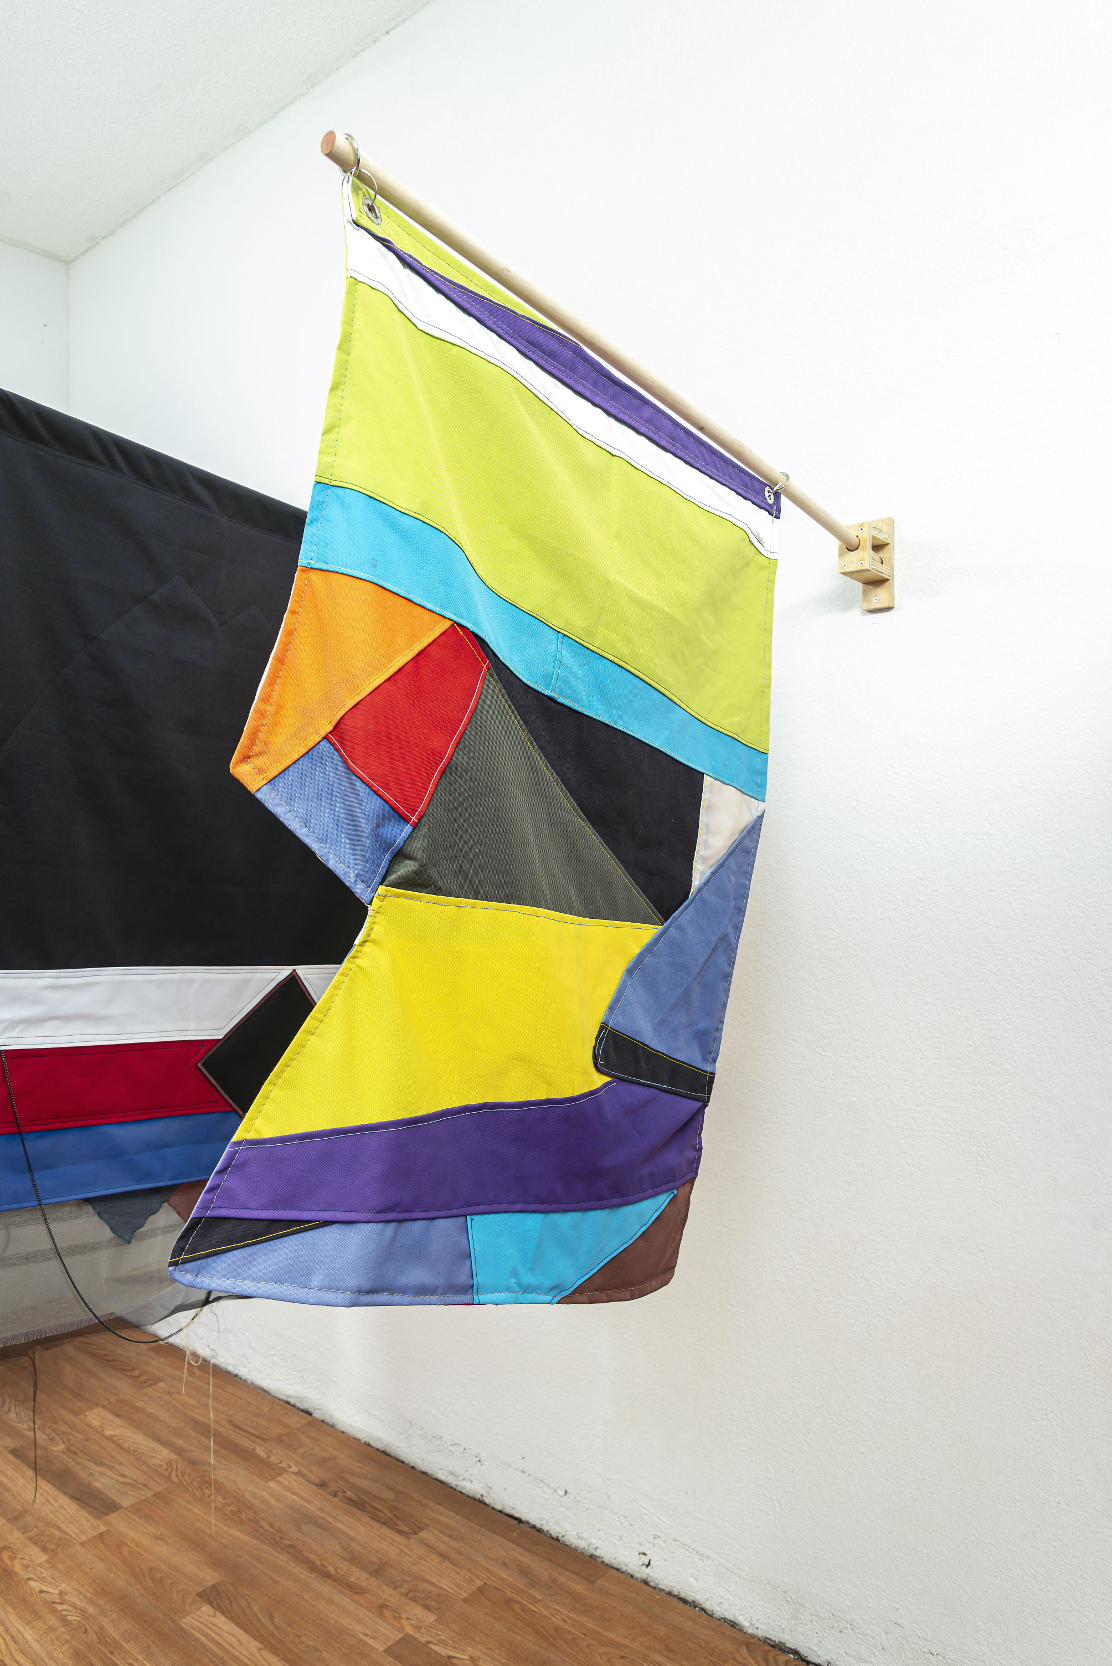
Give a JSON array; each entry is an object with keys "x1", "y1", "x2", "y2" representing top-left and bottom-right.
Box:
[
  {"x1": 0, "y1": 240, "x2": 68, "y2": 408},
  {"x1": 67, "y1": 2, "x2": 1112, "y2": 1664}
]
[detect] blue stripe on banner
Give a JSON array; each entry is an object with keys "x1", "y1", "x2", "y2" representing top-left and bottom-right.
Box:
[
  {"x1": 467, "y1": 1191, "x2": 675, "y2": 1304},
  {"x1": 0, "y1": 1112, "x2": 241, "y2": 1211},
  {"x1": 169, "y1": 1216, "x2": 475, "y2": 1306},
  {"x1": 300, "y1": 483, "x2": 767, "y2": 799}
]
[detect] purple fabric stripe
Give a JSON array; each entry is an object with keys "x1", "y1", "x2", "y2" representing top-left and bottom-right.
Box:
[
  {"x1": 370, "y1": 231, "x2": 779, "y2": 522},
  {"x1": 190, "y1": 1078, "x2": 704, "y2": 1224}
]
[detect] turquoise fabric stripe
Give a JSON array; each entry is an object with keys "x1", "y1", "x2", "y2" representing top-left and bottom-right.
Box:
[
  {"x1": 467, "y1": 1190, "x2": 674, "y2": 1304},
  {"x1": 301, "y1": 483, "x2": 767, "y2": 797}
]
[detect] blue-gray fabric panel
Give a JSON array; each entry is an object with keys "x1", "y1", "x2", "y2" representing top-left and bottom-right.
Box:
[
  {"x1": 256, "y1": 737, "x2": 410, "y2": 903},
  {"x1": 598, "y1": 814, "x2": 764, "y2": 1072},
  {"x1": 168, "y1": 1215, "x2": 474, "y2": 1306}
]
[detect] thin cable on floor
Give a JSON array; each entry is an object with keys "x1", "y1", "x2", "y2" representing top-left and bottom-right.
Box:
[
  {"x1": 209, "y1": 1352, "x2": 216, "y2": 1535},
  {"x1": 2, "y1": 1045, "x2": 213, "y2": 1348},
  {"x1": 27, "y1": 1349, "x2": 39, "y2": 1506},
  {"x1": 180, "y1": 1341, "x2": 218, "y2": 1533}
]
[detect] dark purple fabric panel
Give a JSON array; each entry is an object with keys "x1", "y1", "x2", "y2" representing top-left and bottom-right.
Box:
[
  {"x1": 191, "y1": 1078, "x2": 704, "y2": 1223},
  {"x1": 370, "y1": 232, "x2": 779, "y2": 522}
]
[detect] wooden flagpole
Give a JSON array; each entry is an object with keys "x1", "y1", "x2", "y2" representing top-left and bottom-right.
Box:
[{"x1": 321, "y1": 130, "x2": 862, "y2": 552}]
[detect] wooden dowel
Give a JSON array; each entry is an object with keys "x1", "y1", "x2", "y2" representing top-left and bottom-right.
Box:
[{"x1": 321, "y1": 130, "x2": 861, "y2": 551}]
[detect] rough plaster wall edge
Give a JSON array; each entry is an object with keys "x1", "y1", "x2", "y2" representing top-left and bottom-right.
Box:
[{"x1": 156, "y1": 1321, "x2": 960, "y2": 1666}]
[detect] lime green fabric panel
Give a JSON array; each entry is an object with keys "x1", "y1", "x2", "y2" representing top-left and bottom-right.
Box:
[
  {"x1": 316, "y1": 279, "x2": 775, "y2": 752},
  {"x1": 351, "y1": 182, "x2": 547, "y2": 324},
  {"x1": 234, "y1": 888, "x2": 657, "y2": 1142}
]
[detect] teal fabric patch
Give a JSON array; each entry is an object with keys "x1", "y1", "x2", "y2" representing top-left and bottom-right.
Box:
[
  {"x1": 300, "y1": 484, "x2": 767, "y2": 798},
  {"x1": 467, "y1": 1191, "x2": 675, "y2": 1305}
]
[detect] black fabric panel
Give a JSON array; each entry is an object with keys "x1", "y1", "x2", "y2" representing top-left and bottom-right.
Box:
[
  {"x1": 384, "y1": 671, "x2": 660, "y2": 925},
  {"x1": 594, "y1": 1025, "x2": 712, "y2": 1103},
  {"x1": 473, "y1": 636, "x2": 704, "y2": 920},
  {"x1": 0, "y1": 390, "x2": 304, "y2": 541},
  {"x1": 198, "y1": 973, "x2": 316, "y2": 1115},
  {"x1": 170, "y1": 1214, "x2": 324, "y2": 1267},
  {"x1": 0, "y1": 390, "x2": 366, "y2": 968}
]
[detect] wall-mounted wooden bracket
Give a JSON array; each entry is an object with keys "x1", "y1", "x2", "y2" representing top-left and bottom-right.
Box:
[{"x1": 839, "y1": 519, "x2": 895, "y2": 611}]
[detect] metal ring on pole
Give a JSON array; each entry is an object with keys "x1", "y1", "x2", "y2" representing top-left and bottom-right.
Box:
[{"x1": 344, "y1": 134, "x2": 382, "y2": 223}]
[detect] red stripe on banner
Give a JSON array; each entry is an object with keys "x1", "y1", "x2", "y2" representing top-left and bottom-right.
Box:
[
  {"x1": 0, "y1": 1040, "x2": 233, "y2": 1134},
  {"x1": 326, "y1": 623, "x2": 488, "y2": 823}
]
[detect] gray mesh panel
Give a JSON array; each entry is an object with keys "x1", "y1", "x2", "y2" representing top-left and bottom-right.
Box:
[{"x1": 384, "y1": 672, "x2": 660, "y2": 926}]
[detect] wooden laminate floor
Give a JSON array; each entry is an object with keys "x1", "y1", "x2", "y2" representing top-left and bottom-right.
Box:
[{"x1": 0, "y1": 1327, "x2": 800, "y2": 1666}]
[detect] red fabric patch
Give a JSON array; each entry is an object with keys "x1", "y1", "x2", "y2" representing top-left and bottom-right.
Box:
[
  {"x1": 0, "y1": 1040, "x2": 233, "y2": 1134},
  {"x1": 326, "y1": 624, "x2": 488, "y2": 823}
]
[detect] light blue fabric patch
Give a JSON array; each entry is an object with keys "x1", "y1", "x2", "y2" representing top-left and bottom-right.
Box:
[
  {"x1": 300, "y1": 483, "x2": 767, "y2": 799},
  {"x1": 169, "y1": 1216, "x2": 475, "y2": 1306},
  {"x1": 600, "y1": 814, "x2": 764, "y2": 1072},
  {"x1": 256, "y1": 735, "x2": 411, "y2": 903},
  {"x1": 467, "y1": 1191, "x2": 674, "y2": 1304},
  {"x1": 0, "y1": 1113, "x2": 240, "y2": 1211}
]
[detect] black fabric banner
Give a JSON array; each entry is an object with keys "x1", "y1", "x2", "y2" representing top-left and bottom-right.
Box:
[{"x1": 0, "y1": 391, "x2": 366, "y2": 970}]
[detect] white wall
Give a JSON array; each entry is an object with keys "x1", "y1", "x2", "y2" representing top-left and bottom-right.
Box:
[
  {"x1": 0, "y1": 241, "x2": 68, "y2": 409},
  {"x1": 68, "y1": 3, "x2": 1112, "y2": 1664}
]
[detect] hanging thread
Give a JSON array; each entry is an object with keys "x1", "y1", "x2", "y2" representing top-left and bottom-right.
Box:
[{"x1": 1, "y1": 1045, "x2": 213, "y2": 1347}]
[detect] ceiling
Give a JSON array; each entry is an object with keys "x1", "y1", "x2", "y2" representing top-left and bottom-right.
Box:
[{"x1": 0, "y1": 0, "x2": 432, "y2": 261}]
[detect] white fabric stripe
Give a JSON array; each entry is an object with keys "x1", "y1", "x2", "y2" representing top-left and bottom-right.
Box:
[
  {"x1": 343, "y1": 202, "x2": 777, "y2": 558},
  {"x1": 691, "y1": 779, "x2": 763, "y2": 892},
  {"x1": 0, "y1": 966, "x2": 340, "y2": 1049}
]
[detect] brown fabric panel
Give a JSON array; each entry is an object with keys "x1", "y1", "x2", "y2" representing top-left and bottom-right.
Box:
[{"x1": 559, "y1": 1180, "x2": 694, "y2": 1305}]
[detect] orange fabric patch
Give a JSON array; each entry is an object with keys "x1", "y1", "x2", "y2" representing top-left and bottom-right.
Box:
[{"x1": 231, "y1": 569, "x2": 450, "y2": 791}]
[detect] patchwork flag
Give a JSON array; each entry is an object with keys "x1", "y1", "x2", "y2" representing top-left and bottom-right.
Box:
[
  {"x1": 0, "y1": 392, "x2": 366, "y2": 1216},
  {"x1": 169, "y1": 177, "x2": 776, "y2": 1306}
]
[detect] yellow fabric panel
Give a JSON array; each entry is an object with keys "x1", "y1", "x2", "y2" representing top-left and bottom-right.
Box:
[
  {"x1": 236, "y1": 889, "x2": 657, "y2": 1141},
  {"x1": 231, "y1": 566, "x2": 449, "y2": 791},
  {"x1": 315, "y1": 278, "x2": 774, "y2": 754}
]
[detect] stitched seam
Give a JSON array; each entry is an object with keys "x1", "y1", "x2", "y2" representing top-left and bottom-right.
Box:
[
  {"x1": 171, "y1": 1223, "x2": 324, "y2": 1261},
  {"x1": 550, "y1": 632, "x2": 566, "y2": 696},
  {"x1": 484, "y1": 674, "x2": 662, "y2": 925},
  {"x1": 240, "y1": 614, "x2": 450, "y2": 790},
  {"x1": 377, "y1": 889, "x2": 655, "y2": 932},
  {"x1": 308, "y1": 483, "x2": 763, "y2": 756},
  {"x1": 706, "y1": 820, "x2": 763, "y2": 1066},
  {"x1": 351, "y1": 211, "x2": 777, "y2": 524},
  {"x1": 324, "y1": 626, "x2": 487, "y2": 820},
  {"x1": 238, "y1": 277, "x2": 362, "y2": 784},
  {"x1": 466, "y1": 1215, "x2": 479, "y2": 1302},
  {"x1": 175, "y1": 896, "x2": 384, "y2": 1254},
  {"x1": 342, "y1": 256, "x2": 775, "y2": 550},
  {"x1": 257, "y1": 780, "x2": 382, "y2": 898},
  {"x1": 691, "y1": 776, "x2": 711, "y2": 891},
  {"x1": 567, "y1": 1271, "x2": 678, "y2": 1300},
  {"x1": 3, "y1": 1102, "x2": 231, "y2": 1134},
  {"x1": 0, "y1": 428, "x2": 299, "y2": 537},
  {"x1": 549, "y1": 1191, "x2": 675, "y2": 1302},
  {"x1": 215, "y1": 1082, "x2": 620, "y2": 1149},
  {"x1": 174, "y1": 1272, "x2": 472, "y2": 1296},
  {"x1": 195, "y1": 1172, "x2": 699, "y2": 1216},
  {"x1": 594, "y1": 1029, "x2": 711, "y2": 1098},
  {"x1": 600, "y1": 1025, "x2": 710, "y2": 1074}
]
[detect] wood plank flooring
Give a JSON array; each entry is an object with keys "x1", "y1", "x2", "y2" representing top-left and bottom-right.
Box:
[{"x1": 0, "y1": 1327, "x2": 801, "y2": 1666}]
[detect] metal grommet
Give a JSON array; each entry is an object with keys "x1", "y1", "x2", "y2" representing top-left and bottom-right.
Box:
[
  {"x1": 342, "y1": 134, "x2": 382, "y2": 224},
  {"x1": 764, "y1": 471, "x2": 789, "y2": 505},
  {"x1": 764, "y1": 485, "x2": 776, "y2": 504}
]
